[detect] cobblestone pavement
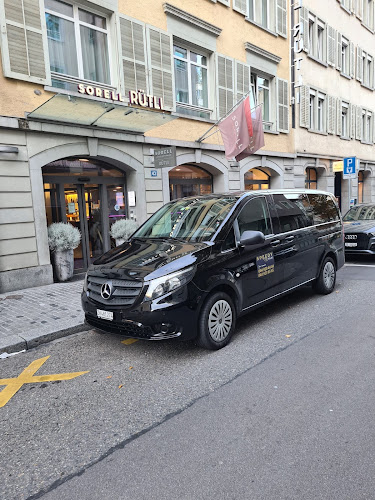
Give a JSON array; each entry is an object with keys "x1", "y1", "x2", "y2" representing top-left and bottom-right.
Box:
[{"x1": 0, "y1": 280, "x2": 86, "y2": 355}]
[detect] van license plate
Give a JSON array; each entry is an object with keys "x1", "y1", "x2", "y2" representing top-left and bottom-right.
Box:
[
  {"x1": 97, "y1": 309, "x2": 113, "y2": 321},
  {"x1": 345, "y1": 242, "x2": 357, "y2": 247}
]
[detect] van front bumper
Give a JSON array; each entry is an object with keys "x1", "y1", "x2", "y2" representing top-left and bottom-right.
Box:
[{"x1": 81, "y1": 293, "x2": 200, "y2": 341}]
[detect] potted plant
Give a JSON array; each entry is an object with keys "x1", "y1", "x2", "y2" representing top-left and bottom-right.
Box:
[
  {"x1": 47, "y1": 222, "x2": 81, "y2": 282},
  {"x1": 110, "y1": 218, "x2": 138, "y2": 246}
]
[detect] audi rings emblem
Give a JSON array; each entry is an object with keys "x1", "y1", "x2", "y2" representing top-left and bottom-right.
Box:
[{"x1": 101, "y1": 282, "x2": 113, "y2": 300}]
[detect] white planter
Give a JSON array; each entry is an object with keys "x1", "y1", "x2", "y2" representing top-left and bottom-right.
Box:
[
  {"x1": 115, "y1": 238, "x2": 125, "y2": 246},
  {"x1": 52, "y1": 249, "x2": 74, "y2": 282}
]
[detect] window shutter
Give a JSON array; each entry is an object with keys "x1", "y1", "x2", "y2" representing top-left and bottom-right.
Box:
[
  {"x1": 299, "y1": 7, "x2": 309, "y2": 53},
  {"x1": 146, "y1": 26, "x2": 174, "y2": 111},
  {"x1": 350, "y1": 42, "x2": 355, "y2": 78},
  {"x1": 336, "y1": 33, "x2": 342, "y2": 71},
  {"x1": 216, "y1": 54, "x2": 234, "y2": 118},
  {"x1": 327, "y1": 26, "x2": 336, "y2": 67},
  {"x1": 356, "y1": 0, "x2": 363, "y2": 19},
  {"x1": 276, "y1": 0, "x2": 287, "y2": 38},
  {"x1": 120, "y1": 16, "x2": 148, "y2": 96},
  {"x1": 0, "y1": 0, "x2": 50, "y2": 84},
  {"x1": 233, "y1": 0, "x2": 248, "y2": 16},
  {"x1": 234, "y1": 61, "x2": 250, "y2": 103},
  {"x1": 277, "y1": 78, "x2": 289, "y2": 133},
  {"x1": 350, "y1": 103, "x2": 355, "y2": 138},
  {"x1": 356, "y1": 106, "x2": 362, "y2": 140},
  {"x1": 299, "y1": 85, "x2": 310, "y2": 128},
  {"x1": 356, "y1": 46, "x2": 363, "y2": 82},
  {"x1": 327, "y1": 95, "x2": 336, "y2": 134},
  {"x1": 336, "y1": 98, "x2": 342, "y2": 136}
]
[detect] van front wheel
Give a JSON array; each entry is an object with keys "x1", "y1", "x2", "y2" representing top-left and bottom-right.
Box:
[
  {"x1": 313, "y1": 257, "x2": 336, "y2": 294},
  {"x1": 197, "y1": 292, "x2": 236, "y2": 350}
]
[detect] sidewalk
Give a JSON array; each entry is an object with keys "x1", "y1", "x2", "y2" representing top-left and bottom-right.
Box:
[{"x1": 0, "y1": 279, "x2": 88, "y2": 356}]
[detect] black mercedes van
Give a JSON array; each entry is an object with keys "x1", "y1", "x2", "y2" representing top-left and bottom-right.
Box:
[{"x1": 82, "y1": 190, "x2": 344, "y2": 350}]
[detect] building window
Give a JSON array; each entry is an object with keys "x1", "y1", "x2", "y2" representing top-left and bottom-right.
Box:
[
  {"x1": 244, "y1": 168, "x2": 270, "y2": 190},
  {"x1": 174, "y1": 45, "x2": 209, "y2": 119},
  {"x1": 306, "y1": 13, "x2": 326, "y2": 64},
  {"x1": 358, "y1": 171, "x2": 364, "y2": 203},
  {"x1": 308, "y1": 16, "x2": 315, "y2": 53},
  {"x1": 362, "y1": 110, "x2": 373, "y2": 143},
  {"x1": 45, "y1": 0, "x2": 110, "y2": 88},
  {"x1": 364, "y1": 0, "x2": 374, "y2": 30},
  {"x1": 169, "y1": 165, "x2": 212, "y2": 200},
  {"x1": 341, "y1": 102, "x2": 349, "y2": 138},
  {"x1": 251, "y1": 74, "x2": 272, "y2": 130},
  {"x1": 309, "y1": 89, "x2": 326, "y2": 133},
  {"x1": 248, "y1": 0, "x2": 275, "y2": 32},
  {"x1": 341, "y1": 38, "x2": 349, "y2": 75},
  {"x1": 317, "y1": 24, "x2": 324, "y2": 60},
  {"x1": 305, "y1": 168, "x2": 318, "y2": 189}
]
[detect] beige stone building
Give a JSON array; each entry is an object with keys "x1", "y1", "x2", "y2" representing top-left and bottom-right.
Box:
[
  {"x1": 1, "y1": 0, "x2": 291, "y2": 292},
  {"x1": 294, "y1": 0, "x2": 375, "y2": 213}
]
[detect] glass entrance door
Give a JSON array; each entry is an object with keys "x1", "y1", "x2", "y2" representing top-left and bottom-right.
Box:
[{"x1": 63, "y1": 184, "x2": 104, "y2": 270}]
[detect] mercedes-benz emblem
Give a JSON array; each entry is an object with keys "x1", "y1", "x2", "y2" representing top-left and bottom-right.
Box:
[{"x1": 101, "y1": 282, "x2": 112, "y2": 300}]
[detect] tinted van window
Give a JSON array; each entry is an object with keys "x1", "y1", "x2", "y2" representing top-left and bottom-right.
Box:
[
  {"x1": 273, "y1": 193, "x2": 313, "y2": 232},
  {"x1": 308, "y1": 194, "x2": 339, "y2": 224},
  {"x1": 238, "y1": 197, "x2": 272, "y2": 236}
]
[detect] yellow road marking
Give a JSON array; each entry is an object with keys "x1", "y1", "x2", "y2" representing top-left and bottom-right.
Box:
[
  {"x1": 0, "y1": 356, "x2": 89, "y2": 408},
  {"x1": 121, "y1": 339, "x2": 139, "y2": 345}
]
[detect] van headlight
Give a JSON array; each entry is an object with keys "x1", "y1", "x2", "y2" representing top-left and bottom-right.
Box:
[{"x1": 145, "y1": 266, "x2": 194, "y2": 301}]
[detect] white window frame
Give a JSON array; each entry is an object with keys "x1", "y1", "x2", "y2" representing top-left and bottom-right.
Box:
[
  {"x1": 362, "y1": 109, "x2": 373, "y2": 143},
  {"x1": 251, "y1": 72, "x2": 274, "y2": 131},
  {"x1": 309, "y1": 89, "x2": 326, "y2": 133},
  {"x1": 341, "y1": 38, "x2": 349, "y2": 75},
  {"x1": 248, "y1": 0, "x2": 276, "y2": 32},
  {"x1": 44, "y1": 1, "x2": 112, "y2": 87},
  {"x1": 173, "y1": 43, "x2": 211, "y2": 117},
  {"x1": 341, "y1": 101, "x2": 349, "y2": 138}
]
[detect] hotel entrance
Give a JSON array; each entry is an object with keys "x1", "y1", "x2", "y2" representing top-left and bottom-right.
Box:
[{"x1": 43, "y1": 158, "x2": 128, "y2": 271}]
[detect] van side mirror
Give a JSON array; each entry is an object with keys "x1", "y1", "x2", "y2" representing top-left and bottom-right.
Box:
[{"x1": 240, "y1": 230, "x2": 265, "y2": 247}]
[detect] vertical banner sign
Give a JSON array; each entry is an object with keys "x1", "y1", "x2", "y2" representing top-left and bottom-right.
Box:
[{"x1": 293, "y1": 1, "x2": 304, "y2": 105}]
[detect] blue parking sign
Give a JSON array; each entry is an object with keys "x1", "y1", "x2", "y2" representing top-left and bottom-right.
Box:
[{"x1": 343, "y1": 157, "x2": 356, "y2": 179}]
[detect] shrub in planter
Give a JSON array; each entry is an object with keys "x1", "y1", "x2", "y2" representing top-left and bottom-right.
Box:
[
  {"x1": 48, "y1": 223, "x2": 81, "y2": 281},
  {"x1": 110, "y1": 219, "x2": 138, "y2": 246}
]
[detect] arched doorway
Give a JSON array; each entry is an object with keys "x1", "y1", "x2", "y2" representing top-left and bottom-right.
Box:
[
  {"x1": 244, "y1": 168, "x2": 270, "y2": 190},
  {"x1": 43, "y1": 157, "x2": 128, "y2": 271},
  {"x1": 169, "y1": 165, "x2": 213, "y2": 200}
]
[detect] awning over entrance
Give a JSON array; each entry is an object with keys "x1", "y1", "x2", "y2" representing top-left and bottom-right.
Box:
[{"x1": 27, "y1": 94, "x2": 177, "y2": 133}]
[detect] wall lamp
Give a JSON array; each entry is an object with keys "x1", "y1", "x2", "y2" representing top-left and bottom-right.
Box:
[{"x1": 0, "y1": 146, "x2": 19, "y2": 153}]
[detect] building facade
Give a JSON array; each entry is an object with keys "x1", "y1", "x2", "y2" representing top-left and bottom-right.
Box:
[
  {"x1": 2, "y1": 1, "x2": 374, "y2": 293},
  {"x1": 0, "y1": 0, "x2": 294, "y2": 292},
  {"x1": 294, "y1": 0, "x2": 375, "y2": 213}
]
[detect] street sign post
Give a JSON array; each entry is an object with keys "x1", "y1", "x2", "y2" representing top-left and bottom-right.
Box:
[{"x1": 343, "y1": 157, "x2": 357, "y2": 211}]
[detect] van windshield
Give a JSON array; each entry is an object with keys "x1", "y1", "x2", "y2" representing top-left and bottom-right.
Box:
[{"x1": 133, "y1": 197, "x2": 237, "y2": 242}]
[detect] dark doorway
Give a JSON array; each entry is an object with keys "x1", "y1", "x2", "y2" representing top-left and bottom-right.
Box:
[{"x1": 334, "y1": 172, "x2": 342, "y2": 210}]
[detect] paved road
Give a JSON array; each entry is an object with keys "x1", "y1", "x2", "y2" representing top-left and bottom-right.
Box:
[{"x1": 1, "y1": 260, "x2": 374, "y2": 499}]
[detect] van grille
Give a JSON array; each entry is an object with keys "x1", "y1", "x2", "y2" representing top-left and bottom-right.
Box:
[{"x1": 87, "y1": 275, "x2": 143, "y2": 306}]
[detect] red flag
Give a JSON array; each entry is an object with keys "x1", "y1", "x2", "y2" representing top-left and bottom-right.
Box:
[
  {"x1": 218, "y1": 96, "x2": 253, "y2": 160},
  {"x1": 235, "y1": 105, "x2": 265, "y2": 162}
]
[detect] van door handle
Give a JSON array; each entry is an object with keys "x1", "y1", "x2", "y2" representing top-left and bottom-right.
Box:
[
  {"x1": 270, "y1": 239, "x2": 281, "y2": 247},
  {"x1": 284, "y1": 235, "x2": 295, "y2": 242}
]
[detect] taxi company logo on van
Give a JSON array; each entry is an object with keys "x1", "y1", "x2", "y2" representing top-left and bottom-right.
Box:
[
  {"x1": 256, "y1": 252, "x2": 275, "y2": 278},
  {"x1": 101, "y1": 282, "x2": 113, "y2": 300}
]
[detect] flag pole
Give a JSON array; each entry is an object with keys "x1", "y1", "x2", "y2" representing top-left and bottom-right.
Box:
[{"x1": 196, "y1": 93, "x2": 261, "y2": 143}]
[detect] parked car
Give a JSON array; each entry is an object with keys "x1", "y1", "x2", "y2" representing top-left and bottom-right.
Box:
[
  {"x1": 343, "y1": 204, "x2": 375, "y2": 255},
  {"x1": 82, "y1": 190, "x2": 344, "y2": 350}
]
